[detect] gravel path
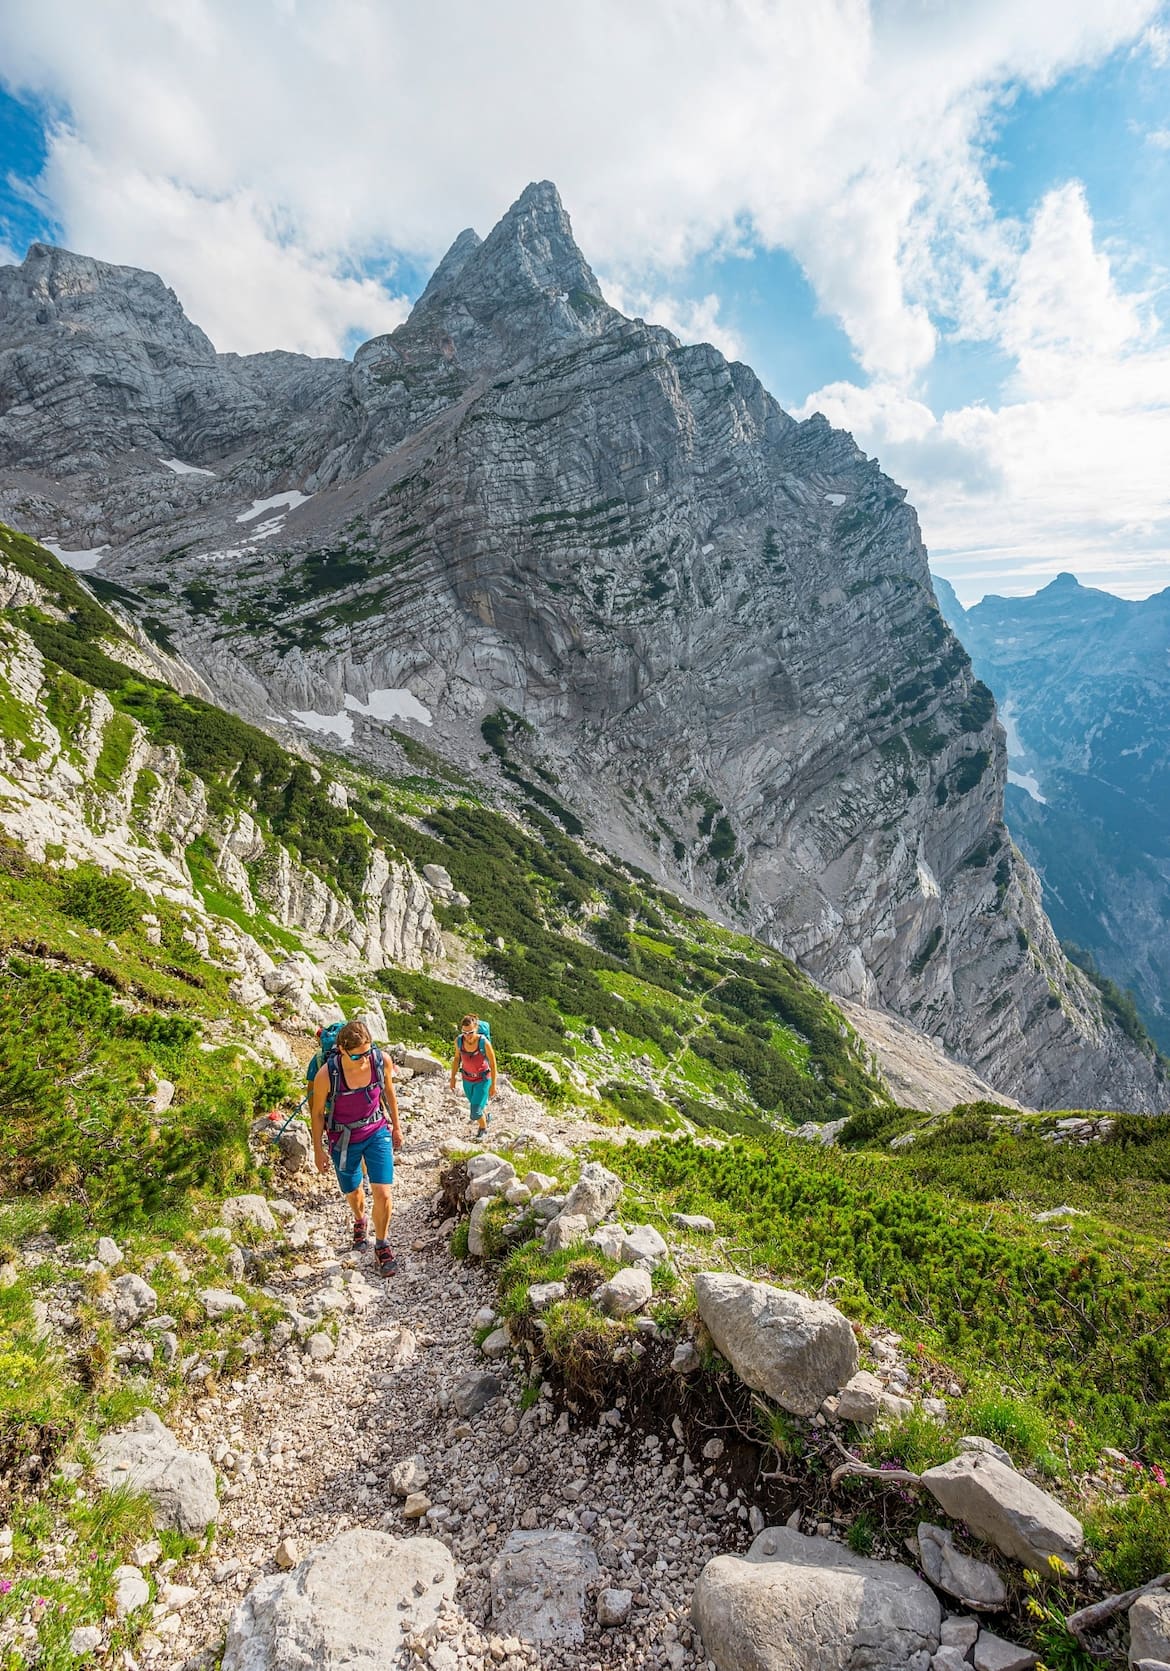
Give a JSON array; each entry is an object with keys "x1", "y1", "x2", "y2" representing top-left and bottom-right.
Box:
[{"x1": 149, "y1": 1076, "x2": 746, "y2": 1671}]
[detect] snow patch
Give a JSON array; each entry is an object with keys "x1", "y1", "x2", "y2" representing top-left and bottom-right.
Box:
[
  {"x1": 345, "y1": 689, "x2": 433, "y2": 727},
  {"x1": 824, "y1": 492, "x2": 847, "y2": 506},
  {"x1": 237, "y1": 491, "x2": 311, "y2": 524},
  {"x1": 42, "y1": 542, "x2": 109, "y2": 572},
  {"x1": 289, "y1": 688, "x2": 432, "y2": 744},
  {"x1": 159, "y1": 457, "x2": 215, "y2": 478},
  {"x1": 290, "y1": 708, "x2": 354, "y2": 743}
]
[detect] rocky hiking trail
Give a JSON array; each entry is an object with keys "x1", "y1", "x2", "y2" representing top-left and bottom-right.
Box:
[
  {"x1": 11, "y1": 1055, "x2": 1170, "y2": 1671},
  {"x1": 106, "y1": 1072, "x2": 740, "y2": 1671}
]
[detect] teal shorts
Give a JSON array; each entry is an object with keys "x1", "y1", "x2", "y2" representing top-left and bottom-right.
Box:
[{"x1": 462, "y1": 1077, "x2": 491, "y2": 1119}]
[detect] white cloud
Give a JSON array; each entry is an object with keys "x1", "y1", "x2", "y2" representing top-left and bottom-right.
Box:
[
  {"x1": 1146, "y1": 126, "x2": 1170, "y2": 147},
  {"x1": 0, "y1": 0, "x2": 1160, "y2": 369},
  {"x1": 30, "y1": 126, "x2": 409, "y2": 357},
  {"x1": 1139, "y1": 20, "x2": 1170, "y2": 63},
  {"x1": 599, "y1": 277, "x2": 744, "y2": 362},
  {"x1": 799, "y1": 182, "x2": 1170, "y2": 600}
]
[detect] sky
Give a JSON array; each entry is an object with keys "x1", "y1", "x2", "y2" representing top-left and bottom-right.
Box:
[{"x1": 1, "y1": 1, "x2": 1169, "y2": 604}]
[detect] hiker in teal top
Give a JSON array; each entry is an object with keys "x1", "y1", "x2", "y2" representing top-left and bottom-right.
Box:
[{"x1": 450, "y1": 1012, "x2": 497, "y2": 1137}]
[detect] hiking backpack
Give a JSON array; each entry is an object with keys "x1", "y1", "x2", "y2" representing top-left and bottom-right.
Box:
[
  {"x1": 455, "y1": 1020, "x2": 492, "y2": 1083},
  {"x1": 305, "y1": 1021, "x2": 344, "y2": 1089}
]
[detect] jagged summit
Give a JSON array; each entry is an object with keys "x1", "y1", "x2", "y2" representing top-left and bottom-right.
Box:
[
  {"x1": 381, "y1": 179, "x2": 616, "y2": 380},
  {"x1": 414, "y1": 226, "x2": 483, "y2": 308}
]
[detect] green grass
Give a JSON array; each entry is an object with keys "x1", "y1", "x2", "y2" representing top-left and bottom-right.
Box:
[{"x1": 596, "y1": 1128, "x2": 1170, "y2": 1459}]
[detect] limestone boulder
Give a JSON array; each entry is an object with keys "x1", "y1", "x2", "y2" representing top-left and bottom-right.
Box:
[
  {"x1": 921, "y1": 1454, "x2": 1083, "y2": 1570},
  {"x1": 96, "y1": 1411, "x2": 217, "y2": 1534},
  {"x1": 693, "y1": 1272, "x2": 858, "y2": 1416},
  {"x1": 1130, "y1": 1591, "x2": 1170, "y2": 1668},
  {"x1": 562, "y1": 1162, "x2": 623, "y2": 1228},
  {"x1": 221, "y1": 1529, "x2": 456, "y2": 1670},
  {"x1": 917, "y1": 1523, "x2": 1006, "y2": 1611},
  {"x1": 693, "y1": 1525, "x2": 941, "y2": 1670},
  {"x1": 490, "y1": 1529, "x2": 599, "y2": 1646},
  {"x1": 595, "y1": 1267, "x2": 652, "y2": 1317}
]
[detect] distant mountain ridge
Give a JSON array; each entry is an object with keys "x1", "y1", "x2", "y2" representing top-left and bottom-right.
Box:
[
  {"x1": 936, "y1": 572, "x2": 1170, "y2": 1050},
  {"x1": 0, "y1": 183, "x2": 1165, "y2": 1110}
]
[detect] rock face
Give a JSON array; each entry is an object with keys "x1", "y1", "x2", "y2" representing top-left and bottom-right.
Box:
[
  {"x1": 221, "y1": 1529, "x2": 456, "y2": 1671},
  {"x1": 95, "y1": 1411, "x2": 217, "y2": 1534},
  {"x1": 694, "y1": 1273, "x2": 858, "y2": 1417},
  {"x1": 0, "y1": 188, "x2": 1161, "y2": 1109},
  {"x1": 0, "y1": 557, "x2": 444, "y2": 1000},
  {"x1": 693, "y1": 1525, "x2": 941, "y2": 1670},
  {"x1": 920, "y1": 1453, "x2": 1083, "y2": 1570}
]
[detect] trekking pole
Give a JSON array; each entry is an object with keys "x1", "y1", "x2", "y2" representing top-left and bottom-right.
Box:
[{"x1": 268, "y1": 1097, "x2": 308, "y2": 1142}]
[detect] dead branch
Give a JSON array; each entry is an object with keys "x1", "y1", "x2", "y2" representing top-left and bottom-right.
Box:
[
  {"x1": 1066, "y1": 1571, "x2": 1170, "y2": 1641},
  {"x1": 829, "y1": 1458, "x2": 925, "y2": 1490}
]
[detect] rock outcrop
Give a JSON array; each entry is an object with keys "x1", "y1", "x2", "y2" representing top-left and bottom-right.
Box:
[
  {"x1": 0, "y1": 187, "x2": 1162, "y2": 1109},
  {"x1": 693, "y1": 1525, "x2": 941, "y2": 1670},
  {"x1": 693, "y1": 1273, "x2": 858, "y2": 1417}
]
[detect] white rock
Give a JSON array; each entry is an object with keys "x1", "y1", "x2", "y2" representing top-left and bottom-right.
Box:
[
  {"x1": 543, "y1": 1213, "x2": 589, "y2": 1253},
  {"x1": 621, "y1": 1224, "x2": 670, "y2": 1267},
  {"x1": 595, "y1": 1267, "x2": 653, "y2": 1318},
  {"x1": 101, "y1": 1273, "x2": 158, "y2": 1331},
  {"x1": 490, "y1": 1529, "x2": 600, "y2": 1646},
  {"x1": 528, "y1": 1281, "x2": 567, "y2": 1311},
  {"x1": 201, "y1": 1287, "x2": 247, "y2": 1319},
  {"x1": 504, "y1": 1182, "x2": 532, "y2": 1206},
  {"x1": 960, "y1": 1435, "x2": 1014, "y2": 1469},
  {"x1": 113, "y1": 1564, "x2": 150, "y2": 1615},
  {"x1": 274, "y1": 1538, "x2": 299, "y2": 1570},
  {"x1": 671, "y1": 1341, "x2": 702, "y2": 1375},
  {"x1": 402, "y1": 1049, "x2": 445, "y2": 1077},
  {"x1": 879, "y1": 1390, "x2": 914, "y2": 1421},
  {"x1": 388, "y1": 1455, "x2": 429, "y2": 1496},
  {"x1": 917, "y1": 1523, "x2": 1006, "y2": 1610},
  {"x1": 672, "y1": 1212, "x2": 716, "y2": 1233},
  {"x1": 972, "y1": 1629, "x2": 1038, "y2": 1671},
  {"x1": 96, "y1": 1236, "x2": 122, "y2": 1266},
  {"x1": 562, "y1": 1162, "x2": 623, "y2": 1228},
  {"x1": 1130, "y1": 1592, "x2": 1170, "y2": 1668},
  {"x1": 481, "y1": 1327, "x2": 512, "y2": 1358},
  {"x1": 403, "y1": 1492, "x2": 432, "y2": 1520},
  {"x1": 588, "y1": 1222, "x2": 627, "y2": 1261},
  {"x1": 220, "y1": 1194, "x2": 276, "y2": 1233},
  {"x1": 468, "y1": 1197, "x2": 494, "y2": 1258},
  {"x1": 150, "y1": 1078, "x2": 176, "y2": 1114},
  {"x1": 221, "y1": 1529, "x2": 456, "y2": 1670},
  {"x1": 693, "y1": 1525, "x2": 940, "y2": 1671},
  {"x1": 921, "y1": 1453, "x2": 1083, "y2": 1570},
  {"x1": 96, "y1": 1411, "x2": 218, "y2": 1534},
  {"x1": 941, "y1": 1616, "x2": 980, "y2": 1651},
  {"x1": 523, "y1": 1171, "x2": 557, "y2": 1195},
  {"x1": 693, "y1": 1272, "x2": 859, "y2": 1417},
  {"x1": 70, "y1": 1626, "x2": 103, "y2": 1654},
  {"x1": 835, "y1": 1370, "x2": 883, "y2": 1425}
]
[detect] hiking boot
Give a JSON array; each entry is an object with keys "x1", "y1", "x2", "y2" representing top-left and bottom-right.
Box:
[
  {"x1": 352, "y1": 1215, "x2": 369, "y2": 1250},
  {"x1": 375, "y1": 1243, "x2": 397, "y2": 1277}
]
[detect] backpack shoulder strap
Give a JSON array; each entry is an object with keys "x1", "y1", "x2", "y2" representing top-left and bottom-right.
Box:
[
  {"x1": 370, "y1": 1047, "x2": 386, "y2": 1093},
  {"x1": 324, "y1": 1050, "x2": 342, "y2": 1122}
]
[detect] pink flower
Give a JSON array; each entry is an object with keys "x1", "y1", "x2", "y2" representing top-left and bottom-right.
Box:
[
  {"x1": 1153, "y1": 1466, "x2": 1167, "y2": 1488},
  {"x1": 0, "y1": 1579, "x2": 12, "y2": 1595}
]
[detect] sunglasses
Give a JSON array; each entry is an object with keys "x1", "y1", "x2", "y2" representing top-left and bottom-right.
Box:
[{"x1": 347, "y1": 1049, "x2": 371, "y2": 1061}]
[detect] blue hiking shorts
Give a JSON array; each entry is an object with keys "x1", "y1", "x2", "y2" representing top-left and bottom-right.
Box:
[
  {"x1": 462, "y1": 1077, "x2": 491, "y2": 1120},
  {"x1": 331, "y1": 1123, "x2": 395, "y2": 1195}
]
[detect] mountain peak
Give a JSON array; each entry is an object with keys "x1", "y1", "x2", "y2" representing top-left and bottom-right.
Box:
[{"x1": 414, "y1": 226, "x2": 483, "y2": 308}]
